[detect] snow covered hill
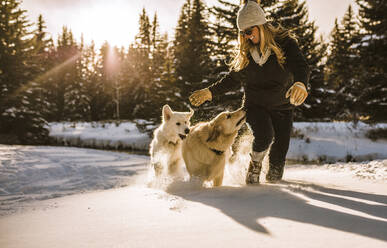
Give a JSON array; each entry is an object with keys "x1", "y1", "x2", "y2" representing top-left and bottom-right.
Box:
[{"x1": 0, "y1": 145, "x2": 386, "y2": 248}]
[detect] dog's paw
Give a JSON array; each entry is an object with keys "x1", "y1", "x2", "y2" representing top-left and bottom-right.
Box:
[{"x1": 153, "y1": 162, "x2": 163, "y2": 176}]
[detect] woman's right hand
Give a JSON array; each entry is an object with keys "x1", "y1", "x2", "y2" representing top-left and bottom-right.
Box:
[{"x1": 189, "y1": 88, "x2": 212, "y2": 106}]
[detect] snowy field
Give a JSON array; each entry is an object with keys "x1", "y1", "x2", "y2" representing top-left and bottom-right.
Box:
[
  {"x1": 0, "y1": 145, "x2": 149, "y2": 215},
  {"x1": 48, "y1": 121, "x2": 153, "y2": 151},
  {"x1": 1, "y1": 121, "x2": 387, "y2": 248},
  {"x1": 0, "y1": 144, "x2": 386, "y2": 248}
]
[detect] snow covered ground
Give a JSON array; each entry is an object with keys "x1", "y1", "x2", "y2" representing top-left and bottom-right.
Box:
[
  {"x1": 0, "y1": 145, "x2": 149, "y2": 215},
  {"x1": 0, "y1": 144, "x2": 386, "y2": 248},
  {"x1": 48, "y1": 121, "x2": 153, "y2": 151},
  {"x1": 48, "y1": 121, "x2": 387, "y2": 162},
  {"x1": 1, "y1": 121, "x2": 386, "y2": 247},
  {"x1": 289, "y1": 122, "x2": 387, "y2": 162}
]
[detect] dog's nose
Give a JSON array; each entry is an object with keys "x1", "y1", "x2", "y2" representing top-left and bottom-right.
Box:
[{"x1": 185, "y1": 128, "x2": 190, "y2": 134}]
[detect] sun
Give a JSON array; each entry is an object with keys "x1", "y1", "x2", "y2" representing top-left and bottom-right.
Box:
[{"x1": 73, "y1": 2, "x2": 139, "y2": 47}]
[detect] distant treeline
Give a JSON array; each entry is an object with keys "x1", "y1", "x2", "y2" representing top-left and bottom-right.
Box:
[{"x1": 0, "y1": 0, "x2": 386, "y2": 144}]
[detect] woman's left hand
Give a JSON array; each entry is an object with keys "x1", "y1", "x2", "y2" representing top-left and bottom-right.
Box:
[{"x1": 286, "y1": 82, "x2": 308, "y2": 106}]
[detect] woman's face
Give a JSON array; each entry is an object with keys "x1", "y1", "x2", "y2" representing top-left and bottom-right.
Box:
[{"x1": 242, "y1": 26, "x2": 260, "y2": 44}]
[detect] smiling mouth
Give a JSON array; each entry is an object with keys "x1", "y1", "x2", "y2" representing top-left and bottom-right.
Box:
[
  {"x1": 236, "y1": 115, "x2": 246, "y2": 127},
  {"x1": 179, "y1": 134, "x2": 187, "y2": 140}
]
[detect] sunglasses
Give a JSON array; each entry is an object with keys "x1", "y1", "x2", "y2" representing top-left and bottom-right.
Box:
[{"x1": 239, "y1": 26, "x2": 255, "y2": 36}]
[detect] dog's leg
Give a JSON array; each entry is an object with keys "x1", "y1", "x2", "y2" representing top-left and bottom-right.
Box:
[
  {"x1": 189, "y1": 175, "x2": 204, "y2": 187},
  {"x1": 168, "y1": 160, "x2": 179, "y2": 175},
  {"x1": 213, "y1": 170, "x2": 224, "y2": 187},
  {"x1": 153, "y1": 162, "x2": 163, "y2": 177}
]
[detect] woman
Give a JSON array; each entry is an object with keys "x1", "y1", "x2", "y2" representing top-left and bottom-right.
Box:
[{"x1": 189, "y1": 0, "x2": 310, "y2": 184}]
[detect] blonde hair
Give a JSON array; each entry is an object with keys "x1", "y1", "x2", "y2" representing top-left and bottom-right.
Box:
[
  {"x1": 231, "y1": 1, "x2": 296, "y2": 71},
  {"x1": 240, "y1": 0, "x2": 261, "y2": 4}
]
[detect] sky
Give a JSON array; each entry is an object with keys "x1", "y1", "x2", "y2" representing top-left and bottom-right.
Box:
[{"x1": 20, "y1": 0, "x2": 358, "y2": 48}]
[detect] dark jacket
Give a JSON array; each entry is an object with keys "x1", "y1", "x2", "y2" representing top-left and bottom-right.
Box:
[{"x1": 209, "y1": 36, "x2": 310, "y2": 110}]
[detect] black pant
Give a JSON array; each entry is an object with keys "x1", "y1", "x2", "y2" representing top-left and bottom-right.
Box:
[{"x1": 246, "y1": 106, "x2": 293, "y2": 167}]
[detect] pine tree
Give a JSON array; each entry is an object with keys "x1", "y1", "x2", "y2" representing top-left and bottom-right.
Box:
[
  {"x1": 326, "y1": 6, "x2": 362, "y2": 121},
  {"x1": 158, "y1": 33, "x2": 180, "y2": 108},
  {"x1": 355, "y1": 0, "x2": 387, "y2": 121},
  {"x1": 80, "y1": 41, "x2": 109, "y2": 121},
  {"x1": 0, "y1": 0, "x2": 49, "y2": 144},
  {"x1": 88, "y1": 41, "x2": 114, "y2": 120},
  {"x1": 0, "y1": 0, "x2": 31, "y2": 99},
  {"x1": 151, "y1": 13, "x2": 160, "y2": 56},
  {"x1": 149, "y1": 13, "x2": 179, "y2": 120},
  {"x1": 120, "y1": 44, "x2": 141, "y2": 119},
  {"x1": 63, "y1": 35, "x2": 90, "y2": 121},
  {"x1": 269, "y1": 0, "x2": 327, "y2": 121},
  {"x1": 130, "y1": 8, "x2": 153, "y2": 119},
  {"x1": 33, "y1": 15, "x2": 53, "y2": 54},
  {"x1": 173, "y1": 0, "x2": 192, "y2": 103},
  {"x1": 208, "y1": 0, "x2": 239, "y2": 74},
  {"x1": 44, "y1": 26, "x2": 80, "y2": 121},
  {"x1": 30, "y1": 14, "x2": 55, "y2": 123},
  {"x1": 173, "y1": 0, "x2": 213, "y2": 110},
  {"x1": 79, "y1": 41, "x2": 96, "y2": 121},
  {"x1": 189, "y1": 0, "x2": 213, "y2": 83},
  {"x1": 96, "y1": 41, "x2": 119, "y2": 120},
  {"x1": 136, "y1": 8, "x2": 152, "y2": 82},
  {"x1": 150, "y1": 13, "x2": 168, "y2": 81},
  {"x1": 150, "y1": 12, "x2": 163, "y2": 96}
]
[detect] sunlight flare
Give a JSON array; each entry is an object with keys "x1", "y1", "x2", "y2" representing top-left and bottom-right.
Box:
[
  {"x1": 9, "y1": 53, "x2": 81, "y2": 99},
  {"x1": 74, "y1": 2, "x2": 138, "y2": 47}
]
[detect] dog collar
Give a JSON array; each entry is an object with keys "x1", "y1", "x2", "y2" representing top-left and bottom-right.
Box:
[{"x1": 210, "y1": 148, "x2": 224, "y2": 156}]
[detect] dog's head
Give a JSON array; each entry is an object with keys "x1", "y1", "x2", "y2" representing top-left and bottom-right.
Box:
[
  {"x1": 162, "y1": 104, "x2": 194, "y2": 141},
  {"x1": 207, "y1": 107, "x2": 246, "y2": 142}
]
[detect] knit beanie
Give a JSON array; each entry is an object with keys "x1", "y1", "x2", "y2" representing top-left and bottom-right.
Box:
[{"x1": 237, "y1": 0, "x2": 267, "y2": 31}]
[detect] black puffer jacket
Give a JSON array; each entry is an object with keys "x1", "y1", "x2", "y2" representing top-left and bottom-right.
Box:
[{"x1": 209, "y1": 36, "x2": 310, "y2": 110}]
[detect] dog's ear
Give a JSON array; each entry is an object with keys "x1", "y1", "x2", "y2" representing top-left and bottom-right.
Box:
[
  {"x1": 162, "y1": 105, "x2": 173, "y2": 121},
  {"x1": 206, "y1": 124, "x2": 222, "y2": 142},
  {"x1": 188, "y1": 107, "x2": 194, "y2": 118}
]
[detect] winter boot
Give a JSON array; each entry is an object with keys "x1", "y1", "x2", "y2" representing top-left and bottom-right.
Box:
[
  {"x1": 266, "y1": 163, "x2": 284, "y2": 183},
  {"x1": 245, "y1": 150, "x2": 267, "y2": 185}
]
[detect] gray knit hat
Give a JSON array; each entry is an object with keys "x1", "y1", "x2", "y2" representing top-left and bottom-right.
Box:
[{"x1": 237, "y1": 0, "x2": 267, "y2": 31}]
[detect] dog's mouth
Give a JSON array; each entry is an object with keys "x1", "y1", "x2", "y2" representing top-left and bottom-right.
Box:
[
  {"x1": 236, "y1": 114, "x2": 246, "y2": 127},
  {"x1": 179, "y1": 134, "x2": 187, "y2": 140}
]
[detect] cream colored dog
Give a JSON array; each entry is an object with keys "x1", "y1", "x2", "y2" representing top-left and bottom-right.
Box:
[
  {"x1": 182, "y1": 108, "x2": 246, "y2": 186},
  {"x1": 150, "y1": 105, "x2": 194, "y2": 177}
]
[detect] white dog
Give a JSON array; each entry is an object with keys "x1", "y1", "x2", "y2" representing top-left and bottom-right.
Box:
[
  {"x1": 149, "y1": 104, "x2": 194, "y2": 177},
  {"x1": 182, "y1": 107, "x2": 246, "y2": 186}
]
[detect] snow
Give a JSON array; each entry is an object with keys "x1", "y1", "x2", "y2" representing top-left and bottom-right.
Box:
[
  {"x1": 0, "y1": 121, "x2": 387, "y2": 248},
  {"x1": 48, "y1": 121, "x2": 151, "y2": 151},
  {"x1": 48, "y1": 121, "x2": 387, "y2": 163},
  {"x1": 289, "y1": 122, "x2": 387, "y2": 162},
  {"x1": 0, "y1": 146, "x2": 149, "y2": 214}
]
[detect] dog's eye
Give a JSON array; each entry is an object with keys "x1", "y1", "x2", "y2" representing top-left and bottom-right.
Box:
[
  {"x1": 226, "y1": 114, "x2": 231, "y2": 119},
  {"x1": 176, "y1": 122, "x2": 181, "y2": 126}
]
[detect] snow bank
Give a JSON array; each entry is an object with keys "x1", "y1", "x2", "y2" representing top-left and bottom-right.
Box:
[
  {"x1": 289, "y1": 122, "x2": 387, "y2": 162},
  {"x1": 48, "y1": 121, "x2": 387, "y2": 163},
  {"x1": 48, "y1": 121, "x2": 152, "y2": 151}
]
